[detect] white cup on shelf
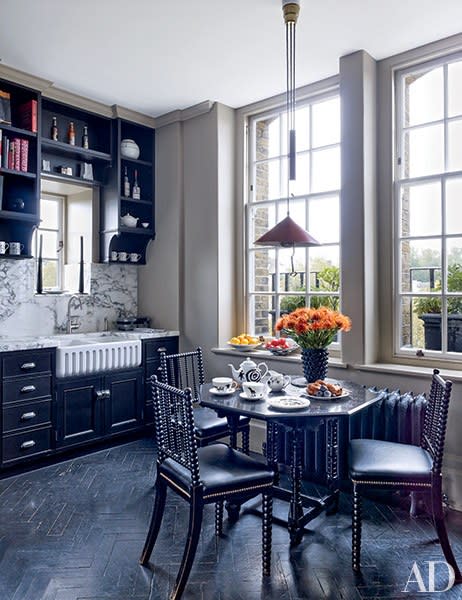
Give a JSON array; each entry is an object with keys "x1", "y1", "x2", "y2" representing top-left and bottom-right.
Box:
[
  {"x1": 118, "y1": 252, "x2": 128, "y2": 262},
  {"x1": 0, "y1": 241, "x2": 9, "y2": 254}
]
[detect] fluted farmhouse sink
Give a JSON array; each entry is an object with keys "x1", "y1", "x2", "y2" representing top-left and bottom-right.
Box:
[{"x1": 56, "y1": 334, "x2": 142, "y2": 378}]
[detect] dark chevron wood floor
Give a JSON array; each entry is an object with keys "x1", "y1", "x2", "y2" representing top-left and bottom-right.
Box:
[{"x1": 1, "y1": 437, "x2": 462, "y2": 600}]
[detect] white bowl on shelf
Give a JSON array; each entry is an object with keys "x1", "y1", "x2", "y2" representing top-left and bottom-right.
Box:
[
  {"x1": 141, "y1": 222, "x2": 149, "y2": 228},
  {"x1": 120, "y1": 139, "x2": 140, "y2": 160}
]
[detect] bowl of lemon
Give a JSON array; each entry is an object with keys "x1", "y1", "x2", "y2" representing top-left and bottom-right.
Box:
[{"x1": 227, "y1": 333, "x2": 263, "y2": 352}]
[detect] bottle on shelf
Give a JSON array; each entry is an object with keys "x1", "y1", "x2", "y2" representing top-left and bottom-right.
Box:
[
  {"x1": 68, "y1": 121, "x2": 76, "y2": 146},
  {"x1": 123, "y1": 166, "x2": 130, "y2": 197},
  {"x1": 82, "y1": 125, "x2": 89, "y2": 149},
  {"x1": 51, "y1": 116, "x2": 58, "y2": 141},
  {"x1": 132, "y1": 169, "x2": 141, "y2": 200}
]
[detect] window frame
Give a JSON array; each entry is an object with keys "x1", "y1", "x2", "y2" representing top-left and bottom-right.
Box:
[
  {"x1": 34, "y1": 193, "x2": 65, "y2": 292},
  {"x1": 245, "y1": 88, "x2": 342, "y2": 347}
]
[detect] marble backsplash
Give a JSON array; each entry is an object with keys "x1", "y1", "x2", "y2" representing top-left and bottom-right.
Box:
[{"x1": 0, "y1": 259, "x2": 138, "y2": 337}]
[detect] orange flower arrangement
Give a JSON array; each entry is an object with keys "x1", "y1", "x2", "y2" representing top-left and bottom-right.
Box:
[{"x1": 276, "y1": 306, "x2": 351, "y2": 349}]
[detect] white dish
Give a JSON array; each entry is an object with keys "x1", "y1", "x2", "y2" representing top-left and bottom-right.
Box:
[
  {"x1": 239, "y1": 391, "x2": 264, "y2": 401},
  {"x1": 264, "y1": 338, "x2": 299, "y2": 355},
  {"x1": 267, "y1": 396, "x2": 311, "y2": 411},
  {"x1": 305, "y1": 391, "x2": 349, "y2": 401},
  {"x1": 209, "y1": 387, "x2": 235, "y2": 396},
  {"x1": 228, "y1": 342, "x2": 263, "y2": 352}
]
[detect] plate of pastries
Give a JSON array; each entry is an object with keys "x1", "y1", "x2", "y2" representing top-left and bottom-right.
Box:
[{"x1": 305, "y1": 379, "x2": 349, "y2": 400}]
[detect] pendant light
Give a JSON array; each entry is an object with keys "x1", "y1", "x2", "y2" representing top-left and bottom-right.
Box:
[{"x1": 254, "y1": 0, "x2": 320, "y2": 251}]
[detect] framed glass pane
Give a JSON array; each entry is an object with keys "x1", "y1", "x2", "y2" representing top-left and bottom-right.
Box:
[
  {"x1": 291, "y1": 153, "x2": 310, "y2": 196},
  {"x1": 309, "y1": 195, "x2": 339, "y2": 243},
  {"x1": 295, "y1": 105, "x2": 310, "y2": 152},
  {"x1": 447, "y1": 238, "x2": 462, "y2": 292},
  {"x1": 312, "y1": 97, "x2": 340, "y2": 147},
  {"x1": 311, "y1": 147, "x2": 340, "y2": 193},
  {"x1": 248, "y1": 248, "x2": 275, "y2": 293},
  {"x1": 309, "y1": 246, "x2": 340, "y2": 292},
  {"x1": 448, "y1": 60, "x2": 462, "y2": 118},
  {"x1": 400, "y1": 181, "x2": 441, "y2": 237},
  {"x1": 448, "y1": 119, "x2": 462, "y2": 171},
  {"x1": 446, "y1": 178, "x2": 462, "y2": 235},
  {"x1": 249, "y1": 204, "x2": 277, "y2": 246},
  {"x1": 41, "y1": 230, "x2": 59, "y2": 259},
  {"x1": 255, "y1": 115, "x2": 281, "y2": 160},
  {"x1": 400, "y1": 239, "x2": 441, "y2": 293},
  {"x1": 404, "y1": 124, "x2": 444, "y2": 178},
  {"x1": 42, "y1": 259, "x2": 58, "y2": 289},
  {"x1": 40, "y1": 198, "x2": 59, "y2": 229},
  {"x1": 404, "y1": 67, "x2": 444, "y2": 127},
  {"x1": 400, "y1": 297, "x2": 440, "y2": 350},
  {"x1": 278, "y1": 247, "x2": 306, "y2": 292},
  {"x1": 249, "y1": 294, "x2": 273, "y2": 336},
  {"x1": 255, "y1": 159, "x2": 282, "y2": 202},
  {"x1": 280, "y1": 294, "x2": 305, "y2": 316},
  {"x1": 448, "y1": 299, "x2": 462, "y2": 353}
]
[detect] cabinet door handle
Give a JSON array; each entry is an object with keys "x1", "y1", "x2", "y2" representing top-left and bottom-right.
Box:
[
  {"x1": 95, "y1": 389, "x2": 111, "y2": 400},
  {"x1": 20, "y1": 385, "x2": 36, "y2": 393},
  {"x1": 157, "y1": 347, "x2": 167, "y2": 353},
  {"x1": 20, "y1": 412, "x2": 37, "y2": 421},
  {"x1": 20, "y1": 362, "x2": 36, "y2": 370},
  {"x1": 20, "y1": 440, "x2": 36, "y2": 450}
]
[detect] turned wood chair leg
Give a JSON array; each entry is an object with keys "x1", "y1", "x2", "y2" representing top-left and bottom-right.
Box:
[
  {"x1": 241, "y1": 427, "x2": 250, "y2": 455},
  {"x1": 171, "y1": 497, "x2": 204, "y2": 600},
  {"x1": 215, "y1": 500, "x2": 224, "y2": 537},
  {"x1": 431, "y1": 481, "x2": 462, "y2": 583},
  {"x1": 352, "y1": 483, "x2": 362, "y2": 572},
  {"x1": 262, "y1": 492, "x2": 273, "y2": 576},
  {"x1": 140, "y1": 475, "x2": 167, "y2": 566}
]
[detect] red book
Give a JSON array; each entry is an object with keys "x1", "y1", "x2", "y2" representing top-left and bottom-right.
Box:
[
  {"x1": 8, "y1": 142, "x2": 14, "y2": 169},
  {"x1": 20, "y1": 138, "x2": 28, "y2": 172},
  {"x1": 13, "y1": 138, "x2": 21, "y2": 171},
  {"x1": 18, "y1": 99, "x2": 37, "y2": 132}
]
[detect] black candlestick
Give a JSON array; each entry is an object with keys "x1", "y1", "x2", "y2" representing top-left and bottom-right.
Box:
[
  {"x1": 78, "y1": 235, "x2": 84, "y2": 294},
  {"x1": 36, "y1": 234, "x2": 43, "y2": 294}
]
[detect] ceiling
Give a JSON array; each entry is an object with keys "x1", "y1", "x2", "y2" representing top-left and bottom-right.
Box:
[{"x1": 1, "y1": 0, "x2": 462, "y2": 118}]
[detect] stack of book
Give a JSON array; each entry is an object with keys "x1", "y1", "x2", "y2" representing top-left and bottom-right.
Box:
[
  {"x1": 0, "y1": 130, "x2": 29, "y2": 172},
  {"x1": 18, "y1": 99, "x2": 38, "y2": 133}
]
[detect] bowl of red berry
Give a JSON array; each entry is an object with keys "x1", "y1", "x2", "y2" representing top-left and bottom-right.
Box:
[{"x1": 264, "y1": 337, "x2": 299, "y2": 356}]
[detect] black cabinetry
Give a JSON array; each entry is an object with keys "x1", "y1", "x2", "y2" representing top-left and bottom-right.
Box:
[
  {"x1": 1, "y1": 348, "x2": 55, "y2": 465},
  {"x1": 55, "y1": 367, "x2": 143, "y2": 449},
  {"x1": 101, "y1": 119, "x2": 155, "y2": 264},
  {"x1": 0, "y1": 78, "x2": 40, "y2": 258},
  {"x1": 142, "y1": 337, "x2": 179, "y2": 424}
]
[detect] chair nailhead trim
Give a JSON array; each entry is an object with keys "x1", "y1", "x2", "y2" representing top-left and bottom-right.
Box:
[
  {"x1": 351, "y1": 478, "x2": 432, "y2": 487},
  {"x1": 203, "y1": 481, "x2": 272, "y2": 500},
  {"x1": 160, "y1": 473, "x2": 191, "y2": 498}
]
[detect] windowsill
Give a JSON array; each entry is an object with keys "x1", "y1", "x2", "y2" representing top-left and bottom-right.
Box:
[
  {"x1": 34, "y1": 291, "x2": 88, "y2": 296},
  {"x1": 355, "y1": 362, "x2": 462, "y2": 382},
  {"x1": 211, "y1": 347, "x2": 348, "y2": 369}
]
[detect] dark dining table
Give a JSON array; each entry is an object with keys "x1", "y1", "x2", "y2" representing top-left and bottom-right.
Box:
[{"x1": 200, "y1": 379, "x2": 381, "y2": 544}]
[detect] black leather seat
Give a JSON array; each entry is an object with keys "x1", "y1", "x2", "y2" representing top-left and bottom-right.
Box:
[
  {"x1": 159, "y1": 347, "x2": 251, "y2": 452},
  {"x1": 349, "y1": 369, "x2": 461, "y2": 582},
  {"x1": 140, "y1": 377, "x2": 274, "y2": 600}
]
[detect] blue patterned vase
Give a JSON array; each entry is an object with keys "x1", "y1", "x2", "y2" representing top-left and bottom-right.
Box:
[{"x1": 301, "y1": 348, "x2": 329, "y2": 383}]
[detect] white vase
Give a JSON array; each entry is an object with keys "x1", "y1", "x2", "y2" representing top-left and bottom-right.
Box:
[{"x1": 120, "y1": 139, "x2": 140, "y2": 160}]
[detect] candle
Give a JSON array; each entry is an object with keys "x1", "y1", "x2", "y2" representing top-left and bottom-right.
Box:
[
  {"x1": 78, "y1": 235, "x2": 84, "y2": 293},
  {"x1": 36, "y1": 234, "x2": 43, "y2": 294}
]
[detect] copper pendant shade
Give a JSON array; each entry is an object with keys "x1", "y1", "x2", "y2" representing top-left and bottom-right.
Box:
[{"x1": 254, "y1": 0, "x2": 320, "y2": 249}]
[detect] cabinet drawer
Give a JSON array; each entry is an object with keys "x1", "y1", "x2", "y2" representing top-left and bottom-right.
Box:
[
  {"x1": 145, "y1": 360, "x2": 163, "y2": 380},
  {"x1": 3, "y1": 374, "x2": 52, "y2": 405},
  {"x1": 2, "y1": 427, "x2": 52, "y2": 464},
  {"x1": 143, "y1": 337, "x2": 178, "y2": 361},
  {"x1": 3, "y1": 399, "x2": 52, "y2": 434},
  {"x1": 3, "y1": 352, "x2": 52, "y2": 378}
]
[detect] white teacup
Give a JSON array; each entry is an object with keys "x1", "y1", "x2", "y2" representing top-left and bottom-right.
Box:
[
  {"x1": 130, "y1": 253, "x2": 141, "y2": 263},
  {"x1": 118, "y1": 251, "x2": 128, "y2": 262},
  {"x1": 267, "y1": 372, "x2": 291, "y2": 393},
  {"x1": 212, "y1": 377, "x2": 237, "y2": 393},
  {"x1": 110, "y1": 251, "x2": 118, "y2": 261},
  {"x1": 0, "y1": 241, "x2": 9, "y2": 254},
  {"x1": 9, "y1": 242, "x2": 24, "y2": 255},
  {"x1": 242, "y1": 381, "x2": 265, "y2": 399}
]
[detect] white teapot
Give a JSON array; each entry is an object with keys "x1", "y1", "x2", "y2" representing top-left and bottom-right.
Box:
[
  {"x1": 121, "y1": 213, "x2": 139, "y2": 228},
  {"x1": 228, "y1": 357, "x2": 268, "y2": 384},
  {"x1": 266, "y1": 371, "x2": 291, "y2": 393}
]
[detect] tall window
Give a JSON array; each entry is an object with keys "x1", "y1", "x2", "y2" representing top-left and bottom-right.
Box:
[
  {"x1": 33, "y1": 194, "x2": 64, "y2": 290},
  {"x1": 395, "y1": 54, "x2": 462, "y2": 356},
  {"x1": 246, "y1": 92, "x2": 341, "y2": 337}
]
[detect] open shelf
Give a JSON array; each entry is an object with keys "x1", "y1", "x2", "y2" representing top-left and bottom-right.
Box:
[
  {"x1": 41, "y1": 139, "x2": 112, "y2": 162},
  {"x1": 41, "y1": 171, "x2": 101, "y2": 187},
  {"x1": 0, "y1": 167, "x2": 36, "y2": 179},
  {"x1": 121, "y1": 156, "x2": 152, "y2": 167},
  {"x1": 0, "y1": 210, "x2": 37, "y2": 222},
  {"x1": 0, "y1": 123, "x2": 37, "y2": 138},
  {"x1": 120, "y1": 196, "x2": 152, "y2": 206},
  {"x1": 103, "y1": 226, "x2": 154, "y2": 236},
  {"x1": 0, "y1": 253, "x2": 33, "y2": 260}
]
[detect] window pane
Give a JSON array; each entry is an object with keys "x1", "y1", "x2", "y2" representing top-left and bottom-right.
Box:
[
  {"x1": 42, "y1": 259, "x2": 58, "y2": 289},
  {"x1": 448, "y1": 60, "x2": 462, "y2": 118},
  {"x1": 308, "y1": 195, "x2": 339, "y2": 243},
  {"x1": 400, "y1": 181, "x2": 441, "y2": 237},
  {"x1": 295, "y1": 106, "x2": 310, "y2": 152},
  {"x1": 312, "y1": 97, "x2": 340, "y2": 147},
  {"x1": 404, "y1": 67, "x2": 444, "y2": 127},
  {"x1": 448, "y1": 119, "x2": 462, "y2": 171},
  {"x1": 41, "y1": 230, "x2": 59, "y2": 259},
  {"x1": 447, "y1": 238, "x2": 462, "y2": 292},
  {"x1": 249, "y1": 204, "x2": 277, "y2": 246},
  {"x1": 255, "y1": 116, "x2": 281, "y2": 160},
  {"x1": 291, "y1": 153, "x2": 310, "y2": 196},
  {"x1": 309, "y1": 246, "x2": 340, "y2": 292},
  {"x1": 404, "y1": 124, "x2": 444, "y2": 177},
  {"x1": 311, "y1": 147, "x2": 340, "y2": 193},
  {"x1": 40, "y1": 198, "x2": 59, "y2": 229},
  {"x1": 400, "y1": 239, "x2": 441, "y2": 293},
  {"x1": 448, "y1": 301, "x2": 462, "y2": 353},
  {"x1": 248, "y1": 248, "x2": 275, "y2": 293},
  {"x1": 255, "y1": 159, "x2": 282, "y2": 201},
  {"x1": 280, "y1": 294, "x2": 305, "y2": 315},
  {"x1": 400, "y1": 297, "x2": 440, "y2": 351},
  {"x1": 445, "y1": 178, "x2": 462, "y2": 235},
  {"x1": 278, "y1": 247, "x2": 306, "y2": 291},
  {"x1": 249, "y1": 295, "x2": 273, "y2": 335}
]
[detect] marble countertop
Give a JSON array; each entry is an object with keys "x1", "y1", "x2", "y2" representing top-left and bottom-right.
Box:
[{"x1": 0, "y1": 329, "x2": 180, "y2": 352}]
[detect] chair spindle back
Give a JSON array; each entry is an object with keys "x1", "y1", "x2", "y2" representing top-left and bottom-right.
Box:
[
  {"x1": 159, "y1": 348, "x2": 205, "y2": 402},
  {"x1": 421, "y1": 369, "x2": 452, "y2": 474}
]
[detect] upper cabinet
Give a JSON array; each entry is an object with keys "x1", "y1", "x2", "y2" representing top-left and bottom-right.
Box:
[
  {"x1": 0, "y1": 78, "x2": 40, "y2": 258},
  {"x1": 101, "y1": 119, "x2": 155, "y2": 265}
]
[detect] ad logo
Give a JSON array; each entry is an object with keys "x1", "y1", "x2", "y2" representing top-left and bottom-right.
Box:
[{"x1": 403, "y1": 561, "x2": 455, "y2": 593}]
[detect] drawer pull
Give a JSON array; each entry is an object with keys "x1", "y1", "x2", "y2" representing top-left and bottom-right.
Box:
[
  {"x1": 20, "y1": 412, "x2": 37, "y2": 421},
  {"x1": 20, "y1": 362, "x2": 36, "y2": 370},
  {"x1": 20, "y1": 385, "x2": 36, "y2": 393},
  {"x1": 157, "y1": 347, "x2": 167, "y2": 353},
  {"x1": 95, "y1": 389, "x2": 111, "y2": 400},
  {"x1": 20, "y1": 440, "x2": 36, "y2": 450}
]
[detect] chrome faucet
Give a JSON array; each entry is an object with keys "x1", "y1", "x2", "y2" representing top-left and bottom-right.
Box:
[{"x1": 66, "y1": 295, "x2": 83, "y2": 334}]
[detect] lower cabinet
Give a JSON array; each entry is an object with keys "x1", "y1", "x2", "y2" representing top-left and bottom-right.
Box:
[{"x1": 56, "y1": 368, "x2": 143, "y2": 449}]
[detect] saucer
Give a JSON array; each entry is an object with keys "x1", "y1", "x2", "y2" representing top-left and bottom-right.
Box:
[
  {"x1": 239, "y1": 391, "x2": 264, "y2": 401},
  {"x1": 210, "y1": 387, "x2": 235, "y2": 396}
]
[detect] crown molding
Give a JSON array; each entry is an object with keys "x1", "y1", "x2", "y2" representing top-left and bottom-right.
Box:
[
  {"x1": 111, "y1": 105, "x2": 156, "y2": 128},
  {"x1": 43, "y1": 87, "x2": 113, "y2": 118},
  {"x1": 155, "y1": 100, "x2": 214, "y2": 128},
  {"x1": 0, "y1": 63, "x2": 52, "y2": 91}
]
